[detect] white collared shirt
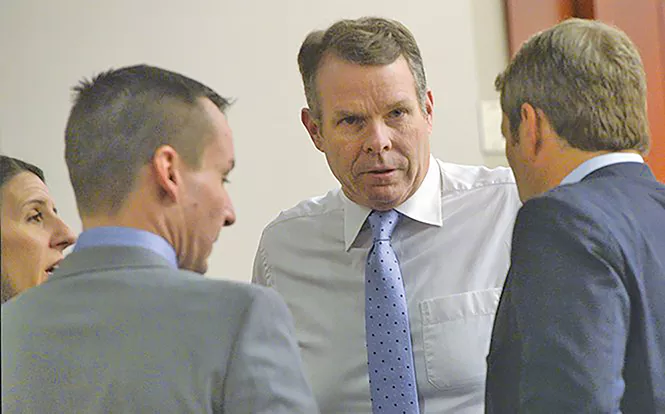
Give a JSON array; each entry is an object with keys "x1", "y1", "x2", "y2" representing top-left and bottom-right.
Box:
[
  {"x1": 253, "y1": 156, "x2": 522, "y2": 413},
  {"x1": 560, "y1": 152, "x2": 644, "y2": 185}
]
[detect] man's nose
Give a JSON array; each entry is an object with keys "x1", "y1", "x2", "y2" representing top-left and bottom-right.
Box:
[{"x1": 362, "y1": 121, "x2": 393, "y2": 154}]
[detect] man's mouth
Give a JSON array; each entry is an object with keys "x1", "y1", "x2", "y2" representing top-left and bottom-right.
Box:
[
  {"x1": 367, "y1": 167, "x2": 396, "y2": 173},
  {"x1": 366, "y1": 168, "x2": 397, "y2": 177}
]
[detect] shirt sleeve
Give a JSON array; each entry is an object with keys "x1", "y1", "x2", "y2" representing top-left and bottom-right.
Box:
[{"x1": 252, "y1": 238, "x2": 272, "y2": 287}]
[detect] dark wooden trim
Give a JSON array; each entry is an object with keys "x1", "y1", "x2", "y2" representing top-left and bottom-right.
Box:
[
  {"x1": 505, "y1": 0, "x2": 574, "y2": 56},
  {"x1": 504, "y1": 0, "x2": 665, "y2": 181},
  {"x1": 590, "y1": 0, "x2": 665, "y2": 181}
]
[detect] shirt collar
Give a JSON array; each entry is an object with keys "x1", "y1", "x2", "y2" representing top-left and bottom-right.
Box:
[
  {"x1": 342, "y1": 154, "x2": 442, "y2": 251},
  {"x1": 560, "y1": 152, "x2": 644, "y2": 186},
  {"x1": 74, "y1": 226, "x2": 178, "y2": 268}
]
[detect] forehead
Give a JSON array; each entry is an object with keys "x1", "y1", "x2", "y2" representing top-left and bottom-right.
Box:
[
  {"x1": 315, "y1": 54, "x2": 418, "y2": 113},
  {"x1": 1, "y1": 172, "x2": 51, "y2": 212}
]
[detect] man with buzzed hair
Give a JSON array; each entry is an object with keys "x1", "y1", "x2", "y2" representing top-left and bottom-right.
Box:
[{"x1": 2, "y1": 65, "x2": 318, "y2": 413}]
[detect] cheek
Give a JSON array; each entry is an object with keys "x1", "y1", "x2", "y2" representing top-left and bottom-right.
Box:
[
  {"x1": 329, "y1": 141, "x2": 360, "y2": 175},
  {"x1": 399, "y1": 121, "x2": 428, "y2": 151},
  {"x1": 0, "y1": 233, "x2": 8, "y2": 276},
  {"x1": 1, "y1": 228, "x2": 44, "y2": 278},
  {"x1": 3, "y1": 227, "x2": 35, "y2": 255},
  {"x1": 394, "y1": 124, "x2": 429, "y2": 175}
]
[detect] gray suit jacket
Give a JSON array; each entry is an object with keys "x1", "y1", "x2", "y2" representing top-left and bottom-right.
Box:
[{"x1": 1, "y1": 246, "x2": 318, "y2": 413}]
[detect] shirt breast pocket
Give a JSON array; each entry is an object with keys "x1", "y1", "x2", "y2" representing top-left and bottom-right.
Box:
[{"x1": 419, "y1": 288, "x2": 501, "y2": 390}]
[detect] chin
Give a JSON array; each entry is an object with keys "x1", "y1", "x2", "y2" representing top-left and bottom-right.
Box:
[
  {"x1": 366, "y1": 196, "x2": 403, "y2": 211},
  {"x1": 192, "y1": 259, "x2": 209, "y2": 275},
  {"x1": 370, "y1": 188, "x2": 409, "y2": 207},
  {"x1": 178, "y1": 258, "x2": 206, "y2": 275}
]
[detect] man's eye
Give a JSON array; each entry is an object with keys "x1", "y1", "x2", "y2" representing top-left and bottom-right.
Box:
[
  {"x1": 389, "y1": 108, "x2": 406, "y2": 118},
  {"x1": 223, "y1": 178, "x2": 231, "y2": 184},
  {"x1": 339, "y1": 116, "x2": 361, "y2": 126},
  {"x1": 28, "y1": 212, "x2": 43, "y2": 223}
]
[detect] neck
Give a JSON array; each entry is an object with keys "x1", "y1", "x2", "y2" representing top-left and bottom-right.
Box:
[
  {"x1": 82, "y1": 213, "x2": 157, "y2": 233},
  {"x1": 81, "y1": 199, "x2": 175, "y2": 250},
  {"x1": 547, "y1": 150, "x2": 597, "y2": 188},
  {"x1": 522, "y1": 149, "x2": 632, "y2": 202}
]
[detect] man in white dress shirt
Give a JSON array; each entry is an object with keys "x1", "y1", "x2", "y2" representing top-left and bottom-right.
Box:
[{"x1": 253, "y1": 17, "x2": 521, "y2": 413}]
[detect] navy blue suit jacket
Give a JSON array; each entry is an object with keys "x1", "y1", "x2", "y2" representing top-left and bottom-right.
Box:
[{"x1": 486, "y1": 162, "x2": 665, "y2": 413}]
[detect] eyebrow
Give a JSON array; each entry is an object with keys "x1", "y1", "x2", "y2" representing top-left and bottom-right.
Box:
[
  {"x1": 332, "y1": 100, "x2": 413, "y2": 119},
  {"x1": 21, "y1": 198, "x2": 57, "y2": 214},
  {"x1": 387, "y1": 100, "x2": 413, "y2": 111},
  {"x1": 21, "y1": 199, "x2": 48, "y2": 209},
  {"x1": 332, "y1": 110, "x2": 363, "y2": 120}
]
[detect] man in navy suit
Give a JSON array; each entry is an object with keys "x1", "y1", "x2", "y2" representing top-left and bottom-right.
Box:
[{"x1": 485, "y1": 18, "x2": 665, "y2": 413}]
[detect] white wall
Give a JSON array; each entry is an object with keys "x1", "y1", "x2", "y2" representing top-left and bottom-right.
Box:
[{"x1": 0, "y1": 0, "x2": 509, "y2": 282}]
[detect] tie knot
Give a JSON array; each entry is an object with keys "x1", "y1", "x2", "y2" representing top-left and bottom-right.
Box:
[{"x1": 368, "y1": 209, "x2": 400, "y2": 241}]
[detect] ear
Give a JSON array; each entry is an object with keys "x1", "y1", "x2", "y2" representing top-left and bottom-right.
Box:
[
  {"x1": 301, "y1": 108, "x2": 325, "y2": 152},
  {"x1": 152, "y1": 145, "x2": 182, "y2": 202},
  {"x1": 519, "y1": 103, "x2": 543, "y2": 160},
  {"x1": 424, "y1": 90, "x2": 434, "y2": 129}
]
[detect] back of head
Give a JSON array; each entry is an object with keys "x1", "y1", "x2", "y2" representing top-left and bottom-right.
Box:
[
  {"x1": 65, "y1": 65, "x2": 231, "y2": 217},
  {"x1": 495, "y1": 18, "x2": 650, "y2": 154},
  {"x1": 297, "y1": 17, "x2": 428, "y2": 119},
  {"x1": 0, "y1": 156, "x2": 45, "y2": 205}
]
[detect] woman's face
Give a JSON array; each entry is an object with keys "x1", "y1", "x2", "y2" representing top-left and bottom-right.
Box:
[{"x1": 1, "y1": 172, "x2": 76, "y2": 302}]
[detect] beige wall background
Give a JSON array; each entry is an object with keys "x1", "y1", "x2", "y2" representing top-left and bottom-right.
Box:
[{"x1": 0, "y1": 0, "x2": 510, "y2": 282}]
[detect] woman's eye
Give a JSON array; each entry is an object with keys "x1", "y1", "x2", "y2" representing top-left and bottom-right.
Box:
[{"x1": 28, "y1": 212, "x2": 43, "y2": 223}]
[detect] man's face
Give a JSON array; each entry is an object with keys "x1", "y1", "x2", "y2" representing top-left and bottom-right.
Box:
[
  {"x1": 1, "y1": 172, "x2": 76, "y2": 303},
  {"x1": 305, "y1": 54, "x2": 433, "y2": 211},
  {"x1": 502, "y1": 113, "x2": 535, "y2": 202},
  {"x1": 178, "y1": 99, "x2": 236, "y2": 274}
]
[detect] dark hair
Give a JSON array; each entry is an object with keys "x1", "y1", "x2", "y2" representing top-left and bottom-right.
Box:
[
  {"x1": 65, "y1": 64, "x2": 232, "y2": 215},
  {"x1": 0, "y1": 155, "x2": 45, "y2": 190}
]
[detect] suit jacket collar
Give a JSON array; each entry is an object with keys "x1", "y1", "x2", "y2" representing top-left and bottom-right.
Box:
[
  {"x1": 51, "y1": 245, "x2": 176, "y2": 281},
  {"x1": 583, "y1": 161, "x2": 657, "y2": 182}
]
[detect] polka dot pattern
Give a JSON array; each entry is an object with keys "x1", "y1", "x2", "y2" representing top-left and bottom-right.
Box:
[{"x1": 365, "y1": 210, "x2": 419, "y2": 413}]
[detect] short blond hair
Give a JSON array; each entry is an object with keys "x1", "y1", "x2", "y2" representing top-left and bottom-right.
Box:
[{"x1": 496, "y1": 18, "x2": 650, "y2": 153}]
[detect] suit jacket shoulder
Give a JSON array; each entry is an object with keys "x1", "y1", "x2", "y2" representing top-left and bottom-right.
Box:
[
  {"x1": 486, "y1": 163, "x2": 665, "y2": 413},
  {"x1": 1, "y1": 245, "x2": 318, "y2": 413}
]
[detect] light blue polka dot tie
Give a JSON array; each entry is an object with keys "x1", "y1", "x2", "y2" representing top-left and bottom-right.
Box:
[{"x1": 365, "y1": 209, "x2": 420, "y2": 413}]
